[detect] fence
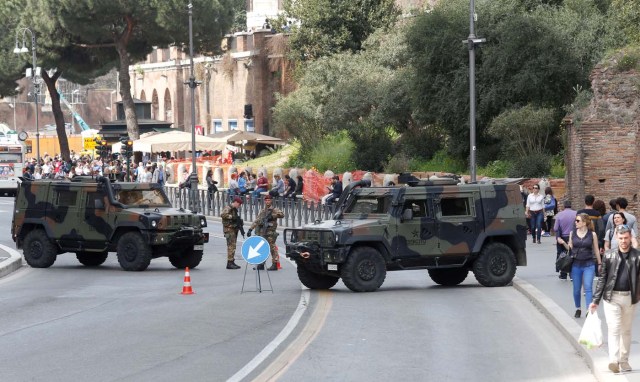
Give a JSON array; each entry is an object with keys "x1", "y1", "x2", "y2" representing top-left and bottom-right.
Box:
[{"x1": 165, "y1": 185, "x2": 335, "y2": 228}]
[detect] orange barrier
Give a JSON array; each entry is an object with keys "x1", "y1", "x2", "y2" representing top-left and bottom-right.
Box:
[{"x1": 180, "y1": 267, "x2": 195, "y2": 295}]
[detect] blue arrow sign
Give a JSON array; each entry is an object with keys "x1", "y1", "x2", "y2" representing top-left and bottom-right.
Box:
[{"x1": 241, "y1": 236, "x2": 271, "y2": 265}]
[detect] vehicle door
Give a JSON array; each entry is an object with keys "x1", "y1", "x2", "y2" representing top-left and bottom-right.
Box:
[
  {"x1": 50, "y1": 185, "x2": 82, "y2": 249},
  {"x1": 393, "y1": 196, "x2": 438, "y2": 258},
  {"x1": 81, "y1": 189, "x2": 112, "y2": 248},
  {"x1": 434, "y1": 192, "x2": 481, "y2": 255}
]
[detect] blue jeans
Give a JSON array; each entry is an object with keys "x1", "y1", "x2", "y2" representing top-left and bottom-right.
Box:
[
  {"x1": 529, "y1": 210, "x2": 543, "y2": 241},
  {"x1": 571, "y1": 263, "x2": 595, "y2": 309}
]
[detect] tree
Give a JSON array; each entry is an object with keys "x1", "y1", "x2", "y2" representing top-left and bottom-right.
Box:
[
  {"x1": 486, "y1": 105, "x2": 557, "y2": 157},
  {"x1": 36, "y1": 0, "x2": 236, "y2": 140},
  {"x1": 283, "y1": 0, "x2": 400, "y2": 60},
  {"x1": 405, "y1": 0, "x2": 607, "y2": 163}
]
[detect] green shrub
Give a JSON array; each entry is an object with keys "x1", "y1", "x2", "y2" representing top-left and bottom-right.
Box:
[
  {"x1": 418, "y1": 149, "x2": 467, "y2": 174},
  {"x1": 302, "y1": 132, "x2": 356, "y2": 173},
  {"x1": 507, "y1": 153, "x2": 551, "y2": 178},
  {"x1": 477, "y1": 160, "x2": 510, "y2": 178},
  {"x1": 550, "y1": 154, "x2": 566, "y2": 178},
  {"x1": 384, "y1": 153, "x2": 412, "y2": 173},
  {"x1": 349, "y1": 127, "x2": 394, "y2": 172}
]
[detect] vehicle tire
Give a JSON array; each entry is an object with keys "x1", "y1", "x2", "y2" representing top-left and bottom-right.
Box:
[
  {"x1": 23, "y1": 229, "x2": 57, "y2": 268},
  {"x1": 297, "y1": 264, "x2": 340, "y2": 289},
  {"x1": 472, "y1": 242, "x2": 517, "y2": 287},
  {"x1": 116, "y1": 232, "x2": 152, "y2": 271},
  {"x1": 428, "y1": 268, "x2": 469, "y2": 286},
  {"x1": 76, "y1": 251, "x2": 108, "y2": 267},
  {"x1": 340, "y1": 247, "x2": 386, "y2": 292},
  {"x1": 169, "y1": 248, "x2": 203, "y2": 269}
]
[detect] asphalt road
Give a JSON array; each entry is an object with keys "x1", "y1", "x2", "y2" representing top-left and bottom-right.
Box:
[{"x1": 0, "y1": 196, "x2": 596, "y2": 381}]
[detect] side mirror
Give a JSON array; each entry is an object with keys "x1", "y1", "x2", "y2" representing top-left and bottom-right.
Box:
[
  {"x1": 402, "y1": 208, "x2": 413, "y2": 221},
  {"x1": 94, "y1": 199, "x2": 105, "y2": 209}
]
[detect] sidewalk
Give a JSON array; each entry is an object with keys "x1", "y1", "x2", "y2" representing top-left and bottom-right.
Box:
[
  {"x1": 0, "y1": 244, "x2": 22, "y2": 279},
  {"x1": 515, "y1": 235, "x2": 639, "y2": 382}
]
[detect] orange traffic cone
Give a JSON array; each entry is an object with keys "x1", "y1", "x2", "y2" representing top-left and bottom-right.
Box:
[
  {"x1": 276, "y1": 246, "x2": 282, "y2": 269},
  {"x1": 181, "y1": 267, "x2": 195, "y2": 295}
]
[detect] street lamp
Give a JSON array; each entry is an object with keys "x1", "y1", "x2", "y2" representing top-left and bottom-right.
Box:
[
  {"x1": 185, "y1": 3, "x2": 202, "y2": 212},
  {"x1": 14, "y1": 27, "x2": 41, "y2": 163}
]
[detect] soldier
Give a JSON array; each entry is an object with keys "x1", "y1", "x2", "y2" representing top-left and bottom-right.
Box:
[
  {"x1": 221, "y1": 196, "x2": 245, "y2": 269},
  {"x1": 247, "y1": 194, "x2": 285, "y2": 271}
]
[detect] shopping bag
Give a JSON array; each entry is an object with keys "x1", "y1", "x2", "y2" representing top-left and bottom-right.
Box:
[
  {"x1": 555, "y1": 250, "x2": 573, "y2": 273},
  {"x1": 579, "y1": 310, "x2": 603, "y2": 349}
]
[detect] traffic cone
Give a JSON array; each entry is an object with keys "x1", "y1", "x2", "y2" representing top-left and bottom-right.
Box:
[
  {"x1": 181, "y1": 267, "x2": 195, "y2": 295},
  {"x1": 276, "y1": 246, "x2": 282, "y2": 269}
]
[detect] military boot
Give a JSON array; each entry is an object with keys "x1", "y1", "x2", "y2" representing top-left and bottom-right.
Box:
[
  {"x1": 226, "y1": 261, "x2": 240, "y2": 270},
  {"x1": 256, "y1": 263, "x2": 265, "y2": 270},
  {"x1": 267, "y1": 263, "x2": 278, "y2": 271}
]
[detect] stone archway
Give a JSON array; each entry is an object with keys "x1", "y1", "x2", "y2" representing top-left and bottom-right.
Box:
[
  {"x1": 164, "y1": 88, "x2": 172, "y2": 122},
  {"x1": 140, "y1": 90, "x2": 146, "y2": 101},
  {"x1": 151, "y1": 89, "x2": 159, "y2": 120}
]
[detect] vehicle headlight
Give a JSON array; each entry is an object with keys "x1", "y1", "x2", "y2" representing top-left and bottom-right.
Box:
[
  {"x1": 151, "y1": 220, "x2": 157, "y2": 228},
  {"x1": 200, "y1": 218, "x2": 207, "y2": 227}
]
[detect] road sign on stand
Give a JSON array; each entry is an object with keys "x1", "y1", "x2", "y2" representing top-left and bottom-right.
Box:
[
  {"x1": 241, "y1": 236, "x2": 273, "y2": 293},
  {"x1": 241, "y1": 236, "x2": 271, "y2": 265}
]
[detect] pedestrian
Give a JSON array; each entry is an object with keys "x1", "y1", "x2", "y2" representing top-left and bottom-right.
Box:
[
  {"x1": 594, "y1": 199, "x2": 607, "y2": 251},
  {"x1": 283, "y1": 174, "x2": 296, "y2": 198},
  {"x1": 269, "y1": 174, "x2": 285, "y2": 197},
  {"x1": 221, "y1": 196, "x2": 244, "y2": 269},
  {"x1": 590, "y1": 225, "x2": 640, "y2": 374},
  {"x1": 228, "y1": 173, "x2": 240, "y2": 197},
  {"x1": 604, "y1": 212, "x2": 639, "y2": 250},
  {"x1": 525, "y1": 184, "x2": 545, "y2": 244},
  {"x1": 542, "y1": 186, "x2": 557, "y2": 237},
  {"x1": 602, "y1": 199, "x2": 618, "y2": 226},
  {"x1": 554, "y1": 200, "x2": 577, "y2": 280},
  {"x1": 252, "y1": 171, "x2": 269, "y2": 199},
  {"x1": 577, "y1": 194, "x2": 606, "y2": 253},
  {"x1": 206, "y1": 169, "x2": 218, "y2": 208},
  {"x1": 238, "y1": 172, "x2": 248, "y2": 195},
  {"x1": 605, "y1": 197, "x2": 638, "y2": 236},
  {"x1": 247, "y1": 194, "x2": 285, "y2": 271},
  {"x1": 321, "y1": 175, "x2": 343, "y2": 205},
  {"x1": 294, "y1": 175, "x2": 304, "y2": 198},
  {"x1": 558, "y1": 212, "x2": 601, "y2": 318}
]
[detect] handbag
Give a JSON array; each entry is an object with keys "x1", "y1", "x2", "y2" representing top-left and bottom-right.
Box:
[
  {"x1": 555, "y1": 250, "x2": 574, "y2": 273},
  {"x1": 579, "y1": 310, "x2": 603, "y2": 349}
]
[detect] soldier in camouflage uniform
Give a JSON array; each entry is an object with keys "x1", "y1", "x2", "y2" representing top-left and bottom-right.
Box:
[
  {"x1": 247, "y1": 194, "x2": 285, "y2": 271},
  {"x1": 221, "y1": 196, "x2": 245, "y2": 269}
]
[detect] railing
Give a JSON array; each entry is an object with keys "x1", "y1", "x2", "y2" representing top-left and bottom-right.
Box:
[{"x1": 165, "y1": 185, "x2": 335, "y2": 228}]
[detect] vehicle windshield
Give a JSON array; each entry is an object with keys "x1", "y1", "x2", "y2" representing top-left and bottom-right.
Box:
[
  {"x1": 115, "y1": 189, "x2": 170, "y2": 207},
  {"x1": 343, "y1": 195, "x2": 391, "y2": 215}
]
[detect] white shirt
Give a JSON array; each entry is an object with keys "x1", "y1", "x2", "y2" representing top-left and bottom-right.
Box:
[{"x1": 526, "y1": 193, "x2": 545, "y2": 211}]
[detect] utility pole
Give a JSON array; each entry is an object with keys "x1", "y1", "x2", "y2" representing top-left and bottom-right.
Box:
[
  {"x1": 463, "y1": 0, "x2": 485, "y2": 183},
  {"x1": 185, "y1": 2, "x2": 202, "y2": 212}
]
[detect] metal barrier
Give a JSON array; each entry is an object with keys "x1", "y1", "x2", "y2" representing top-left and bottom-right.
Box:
[{"x1": 165, "y1": 185, "x2": 335, "y2": 228}]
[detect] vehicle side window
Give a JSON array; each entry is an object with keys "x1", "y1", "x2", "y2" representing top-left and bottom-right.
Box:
[
  {"x1": 86, "y1": 192, "x2": 102, "y2": 207},
  {"x1": 403, "y1": 200, "x2": 428, "y2": 218},
  {"x1": 56, "y1": 190, "x2": 78, "y2": 206},
  {"x1": 440, "y1": 197, "x2": 473, "y2": 217}
]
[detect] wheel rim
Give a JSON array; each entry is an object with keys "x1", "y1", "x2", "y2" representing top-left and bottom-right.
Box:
[
  {"x1": 357, "y1": 259, "x2": 376, "y2": 281},
  {"x1": 489, "y1": 254, "x2": 507, "y2": 276},
  {"x1": 29, "y1": 242, "x2": 43, "y2": 260},
  {"x1": 122, "y1": 241, "x2": 137, "y2": 262}
]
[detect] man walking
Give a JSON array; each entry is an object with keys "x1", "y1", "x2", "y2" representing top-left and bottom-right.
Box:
[
  {"x1": 221, "y1": 196, "x2": 245, "y2": 269},
  {"x1": 247, "y1": 195, "x2": 284, "y2": 271},
  {"x1": 554, "y1": 200, "x2": 577, "y2": 280},
  {"x1": 590, "y1": 226, "x2": 640, "y2": 373}
]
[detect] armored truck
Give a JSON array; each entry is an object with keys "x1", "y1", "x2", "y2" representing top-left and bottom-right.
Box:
[
  {"x1": 285, "y1": 176, "x2": 527, "y2": 292},
  {"x1": 11, "y1": 176, "x2": 209, "y2": 271}
]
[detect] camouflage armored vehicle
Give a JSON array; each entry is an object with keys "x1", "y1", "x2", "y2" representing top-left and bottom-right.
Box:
[
  {"x1": 285, "y1": 175, "x2": 527, "y2": 292},
  {"x1": 11, "y1": 176, "x2": 209, "y2": 271}
]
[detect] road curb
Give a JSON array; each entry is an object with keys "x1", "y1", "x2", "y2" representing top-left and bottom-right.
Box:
[
  {"x1": 513, "y1": 277, "x2": 627, "y2": 382},
  {"x1": 0, "y1": 243, "x2": 23, "y2": 279}
]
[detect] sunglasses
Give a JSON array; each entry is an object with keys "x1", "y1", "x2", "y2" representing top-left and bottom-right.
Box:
[{"x1": 616, "y1": 224, "x2": 631, "y2": 232}]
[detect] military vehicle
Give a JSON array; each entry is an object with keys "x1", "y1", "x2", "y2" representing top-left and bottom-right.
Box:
[
  {"x1": 284, "y1": 175, "x2": 527, "y2": 292},
  {"x1": 11, "y1": 176, "x2": 209, "y2": 271}
]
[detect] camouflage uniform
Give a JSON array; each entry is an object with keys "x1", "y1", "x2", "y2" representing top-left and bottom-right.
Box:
[
  {"x1": 250, "y1": 205, "x2": 285, "y2": 265},
  {"x1": 221, "y1": 205, "x2": 241, "y2": 261}
]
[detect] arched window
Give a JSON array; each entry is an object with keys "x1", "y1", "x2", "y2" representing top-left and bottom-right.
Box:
[
  {"x1": 164, "y1": 89, "x2": 172, "y2": 122},
  {"x1": 140, "y1": 90, "x2": 146, "y2": 101},
  {"x1": 151, "y1": 89, "x2": 159, "y2": 120}
]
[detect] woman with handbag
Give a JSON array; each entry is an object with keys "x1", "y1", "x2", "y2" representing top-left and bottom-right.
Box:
[{"x1": 559, "y1": 213, "x2": 601, "y2": 318}]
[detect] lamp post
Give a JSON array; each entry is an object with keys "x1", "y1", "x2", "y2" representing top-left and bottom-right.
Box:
[
  {"x1": 185, "y1": 3, "x2": 202, "y2": 212},
  {"x1": 14, "y1": 27, "x2": 41, "y2": 163},
  {"x1": 462, "y1": 1, "x2": 485, "y2": 183}
]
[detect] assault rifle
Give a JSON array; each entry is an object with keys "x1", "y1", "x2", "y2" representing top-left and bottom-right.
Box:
[{"x1": 236, "y1": 216, "x2": 245, "y2": 238}]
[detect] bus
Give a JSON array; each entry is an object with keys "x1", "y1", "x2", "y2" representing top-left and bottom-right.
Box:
[{"x1": 0, "y1": 135, "x2": 25, "y2": 196}]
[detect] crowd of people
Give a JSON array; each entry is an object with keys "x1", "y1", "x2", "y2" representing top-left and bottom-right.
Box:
[{"x1": 524, "y1": 180, "x2": 640, "y2": 374}]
